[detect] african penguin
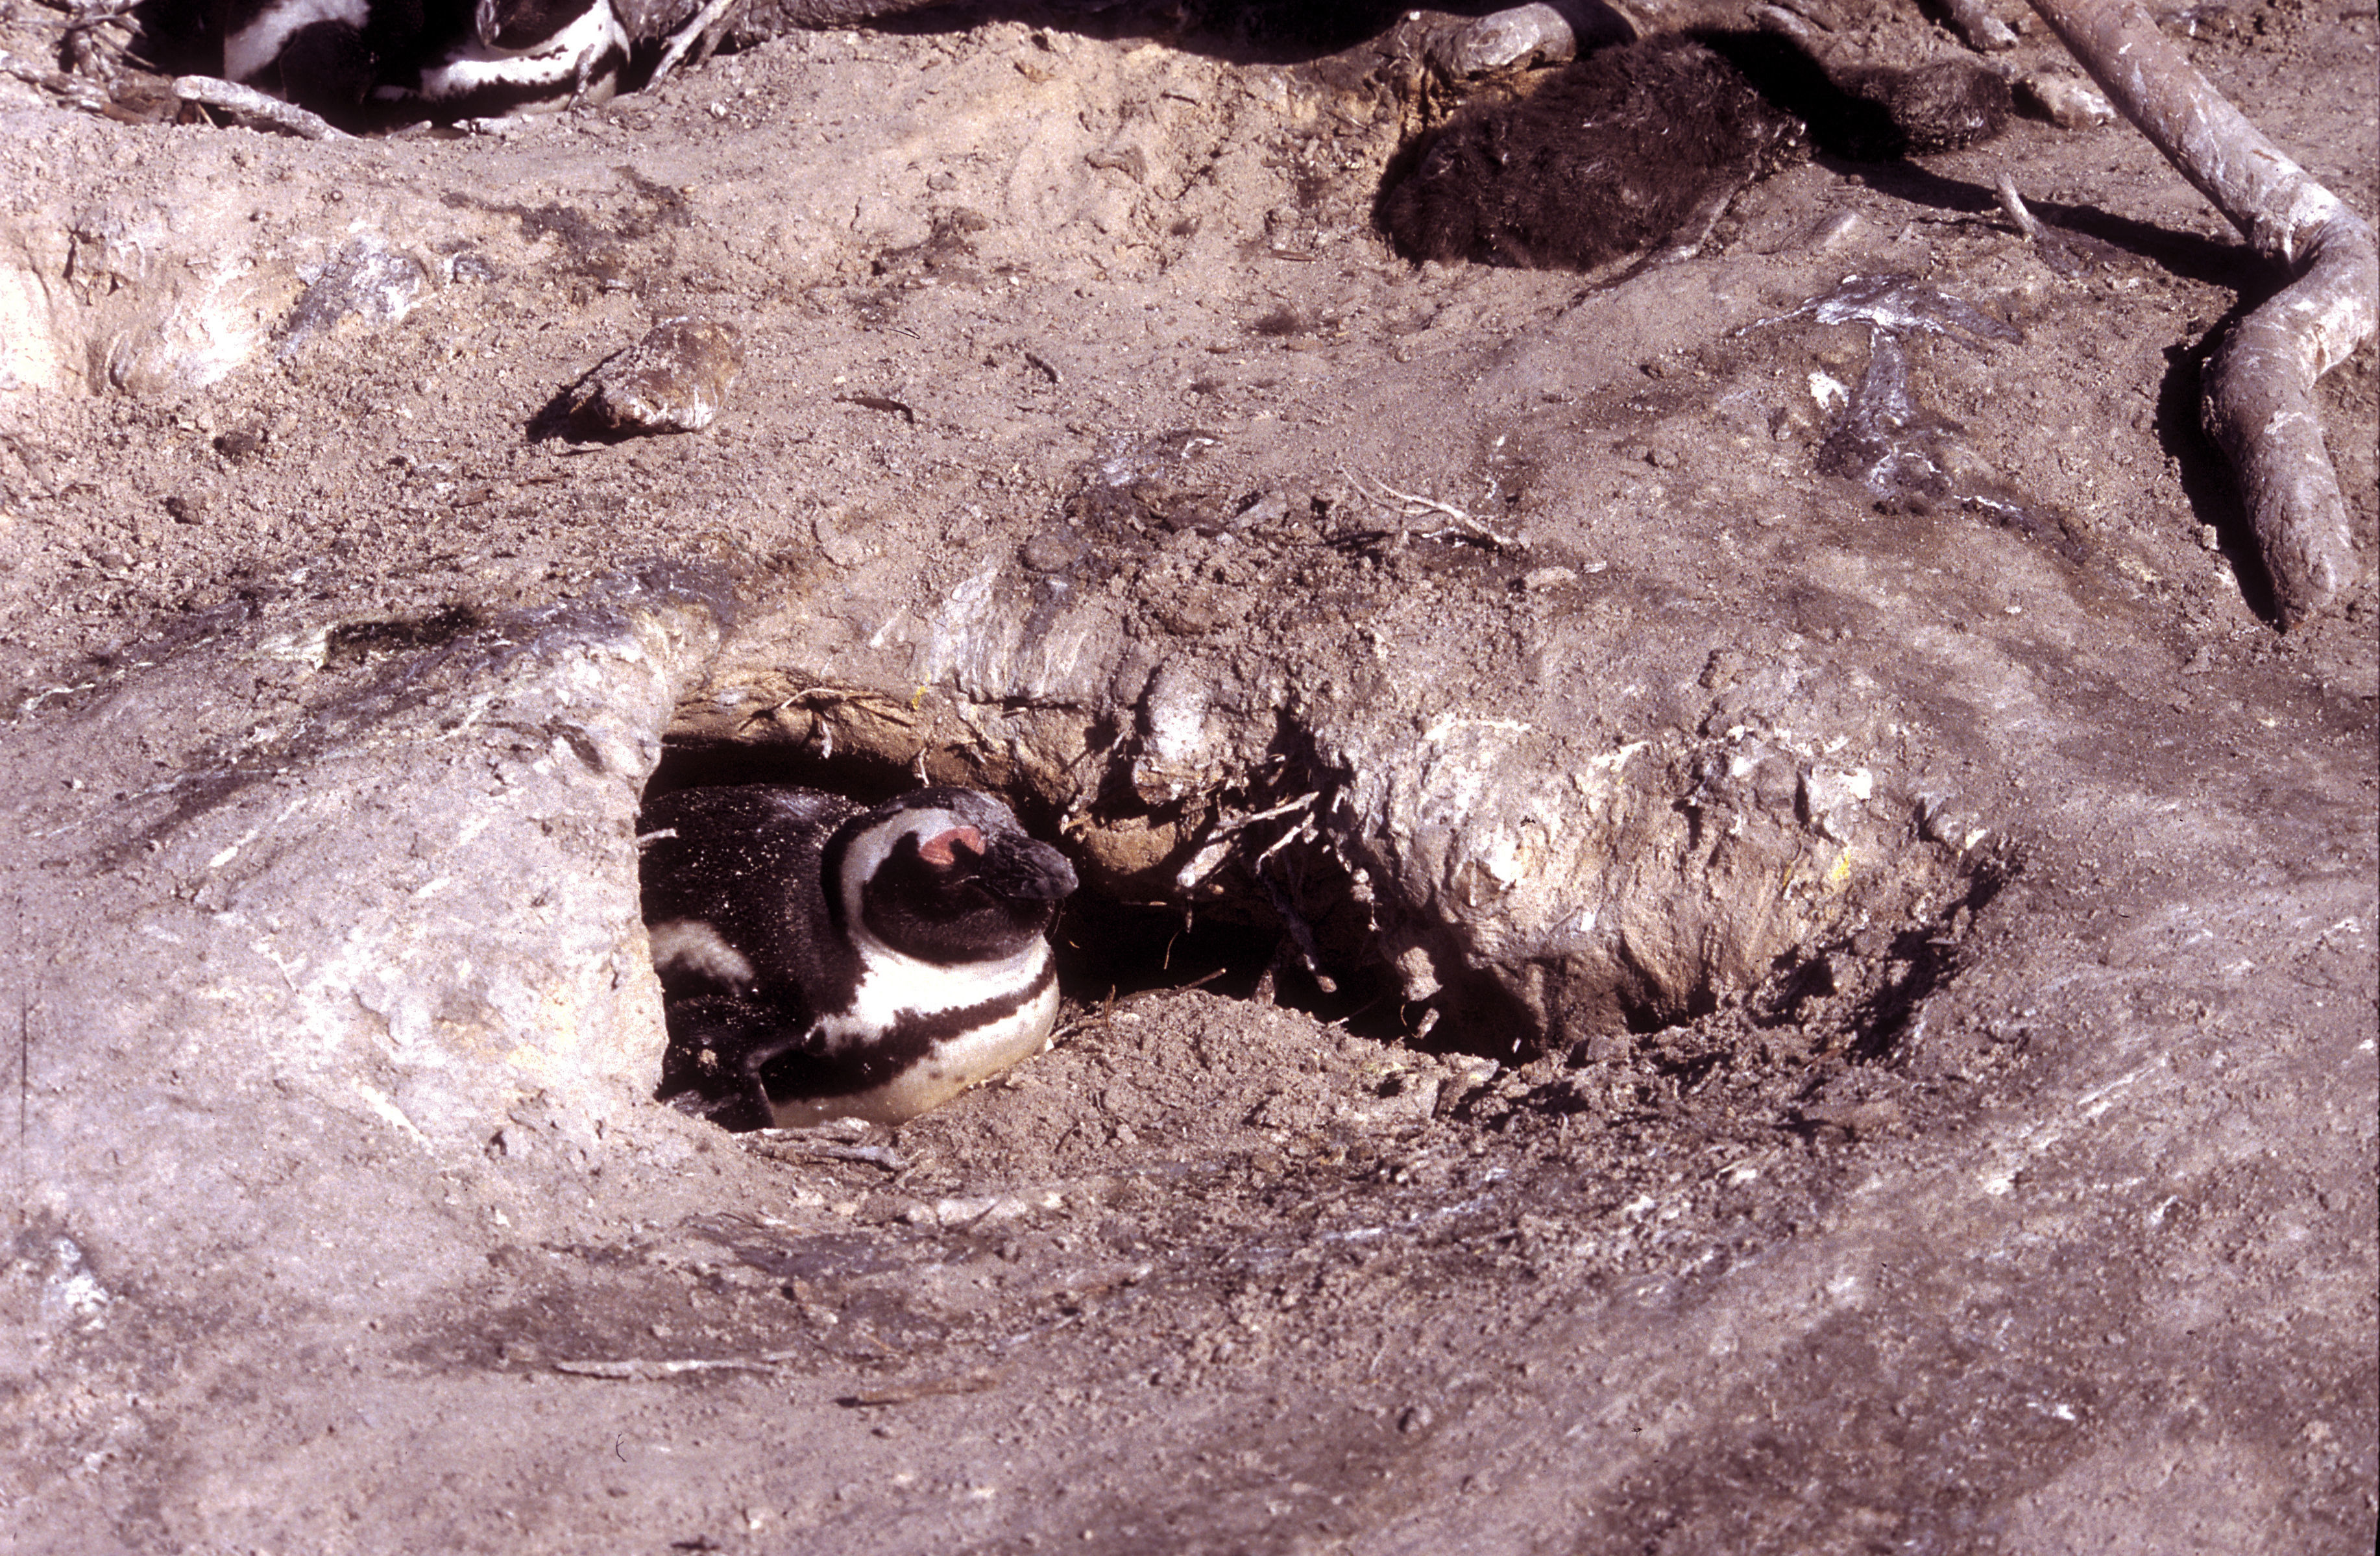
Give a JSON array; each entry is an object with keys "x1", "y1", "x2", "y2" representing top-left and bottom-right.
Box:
[
  {"x1": 638, "y1": 784, "x2": 1078, "y2": 1128},
  {"x1": 216, "y1": 0, "x2": 629, "y2": 128}
]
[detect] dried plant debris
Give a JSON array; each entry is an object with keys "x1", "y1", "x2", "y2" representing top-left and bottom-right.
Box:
[
  {"x1": 1377, "y1": 31, "x2": 2011, "y2": 272},
  {"x1": 561, "y1": 315, "x2": 744, "y2": 437}
]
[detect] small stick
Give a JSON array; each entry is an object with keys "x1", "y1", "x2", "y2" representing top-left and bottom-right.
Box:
[
  {"x1": 555, "y1": 1355, "x2": 792, "y2": 1379},
  {"x1": 1, "y1": 51, "x2": 106, "y2": 111},
  {"x1": 840, "y1": 1368, "x2": 1003, "y2": 1406},
  {"x1": 2023, "y1": 0, "x2": 2376, "y2": 626},
  {"x1": 173, "y1": 75, "x2": 348, "y2": 140},
  {"x1": 1345, "y1": 469, "x2": 1531, "y2": 552},
  {"x1": 1994, "y1": 175, "x2": 2086, "y2": 276},
  {"x1": 652, "y1": 0, "x2": 745, "y2": 82},
  {"x1": 1993, "y1": 175, "x2": 2045, "y2": 243}
]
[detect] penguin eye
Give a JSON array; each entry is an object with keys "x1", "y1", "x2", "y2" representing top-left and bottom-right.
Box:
[{"x1": 915, "y1": 826, "x2": 986, "y2": 868}]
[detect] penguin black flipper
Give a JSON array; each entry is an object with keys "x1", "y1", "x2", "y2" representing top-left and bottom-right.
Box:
[{"x1": 654, "y1": 992, "x2": 797, "y2": 1131}]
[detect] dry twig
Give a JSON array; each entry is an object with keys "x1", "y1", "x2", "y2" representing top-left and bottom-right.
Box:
[
  {"x1": 2024, "y1": 0, "x2": 2376, "y2": 626},
  {"x1": 1993, "y1": 175, "x2": 2089, "y2": 276},
  {"x1": 1343, "y1": 469, "x2": 1531, "y2": 552},
  {"x1": 173, "y1": 74, "x2": 348, "y2": 140},
  {"x1": 652, "y1": 0, "x2": 746, "y2": 82}
]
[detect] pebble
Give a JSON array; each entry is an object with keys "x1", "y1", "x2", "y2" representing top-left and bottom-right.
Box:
[
  {"x1": 568, "y1": 315, "x2": 744, "y2": 435},
  {"x1": 1021, "y1": 526, "x2": 1088, "y2": 572},
  {"x1": 812, "y1": 507, "x2": 877, "y2": 567},
  {"x1": 2019, "y1": 72, "x2": 2119, "y2": 130}
]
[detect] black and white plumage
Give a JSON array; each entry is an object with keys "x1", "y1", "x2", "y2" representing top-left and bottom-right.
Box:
[
  {"x1": 639, "y1": 784, "x2": 1078, "y2": 1128},
  {"x1": 216, "y1": 0, "x2": 629, "y2": 128}
]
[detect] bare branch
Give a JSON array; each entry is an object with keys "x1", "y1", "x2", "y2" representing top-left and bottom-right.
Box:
[
  {"x1": 173, "y1": 75, "x2": 349, "y2": 140},
  {"x1": 2024, "y1": 0, "x2": 2376, "y2": 626}
]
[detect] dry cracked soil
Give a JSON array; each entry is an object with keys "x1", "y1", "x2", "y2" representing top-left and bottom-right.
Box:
[{"x1": 0, "y1": 1, "x2": 2374, "y2": 1551}]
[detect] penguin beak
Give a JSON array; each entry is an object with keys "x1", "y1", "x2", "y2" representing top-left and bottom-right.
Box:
[{"x1": 978, "y1": 833, "x2": 1078, "y2": 903}]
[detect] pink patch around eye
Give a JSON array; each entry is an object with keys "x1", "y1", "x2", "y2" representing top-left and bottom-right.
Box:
[{"x1": 917, "y1": 825, "x2": 986, "y2": 866}]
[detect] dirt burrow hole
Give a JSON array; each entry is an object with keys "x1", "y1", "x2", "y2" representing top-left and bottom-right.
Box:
[{"x1": 640, "y1": 637, "x2": 2015, "y2": 1139}]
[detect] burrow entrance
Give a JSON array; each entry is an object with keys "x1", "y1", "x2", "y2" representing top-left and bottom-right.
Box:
[{"x1": 637, "y1": 701, "x2": 2013, "y2": 1135}]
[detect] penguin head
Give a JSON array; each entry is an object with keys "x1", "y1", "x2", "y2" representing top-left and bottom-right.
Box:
[{"x1": 836, "y1": 788, "x2": 1078, "y2": 967}]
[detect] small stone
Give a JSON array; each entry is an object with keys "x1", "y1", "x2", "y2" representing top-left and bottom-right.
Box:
[
  {"x1": 1022, "y1": 527, "x2": 1088, "y2": 572},
  {"x1": 2018, "y1": 73, "x2": 2117, "y2": 130},
  {"x1": 1086, "y1": 142, "x2": 1149, "y2": 184},
  {"x1": 1802, "y1": 1097, "x2": 1904, "y2": 1138},
  {"x1": 1149, "y1": 588, "x2": 1227, "y2": 636},
  {"x1": 1431, "y1": 1, "x2": 1629, "y2": 77},
  {"x1": 812, "y1": 507, "x2": 877, "y2": 567},
  {"x1": 1230, "y1": 490, "x2": 1290, "y2": 529},
  {"x1": 211, "y1": 428, "x2": 265, "y2": 463},
  {"x1": 1806, "y1": 209, "x2": 1863, "y2": 253},
  {"x1": 567, "y1": 316, "x2": 744, "y2": 435}
]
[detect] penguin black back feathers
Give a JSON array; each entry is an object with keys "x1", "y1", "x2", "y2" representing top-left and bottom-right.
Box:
[{"x1": 639, "y1": 784, "x2": 1077, "y2": 1128}]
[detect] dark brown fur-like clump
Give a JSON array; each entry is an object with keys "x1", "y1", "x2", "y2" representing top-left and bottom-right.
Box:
[
  {"x1": 1694, "y1": 30, "x2": 2014, "y2": 162},
  {"x1": 1835, "y1": 60, "x2": 2012, "y2": 156},
  {"x1": 1376, "y1": 32, "x2": 2017, "y2": 273},
  {"x1": 1376, "y1": 37, "x2": 1808, "y2": 272}
]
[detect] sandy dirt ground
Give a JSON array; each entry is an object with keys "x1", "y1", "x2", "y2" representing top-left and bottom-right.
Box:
[{"x1": 0, "y1": 1, "x2": 2373, "y2": 1551}]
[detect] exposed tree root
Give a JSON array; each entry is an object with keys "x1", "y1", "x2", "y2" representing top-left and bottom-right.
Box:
[{"x1": 2025, "y1": 0, "x2": 2377, "y2": 627}]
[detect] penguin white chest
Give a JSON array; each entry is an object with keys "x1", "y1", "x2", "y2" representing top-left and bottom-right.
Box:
[{"x1": 775, "y1": 954, "x2": 1062, "y2": 1128}]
